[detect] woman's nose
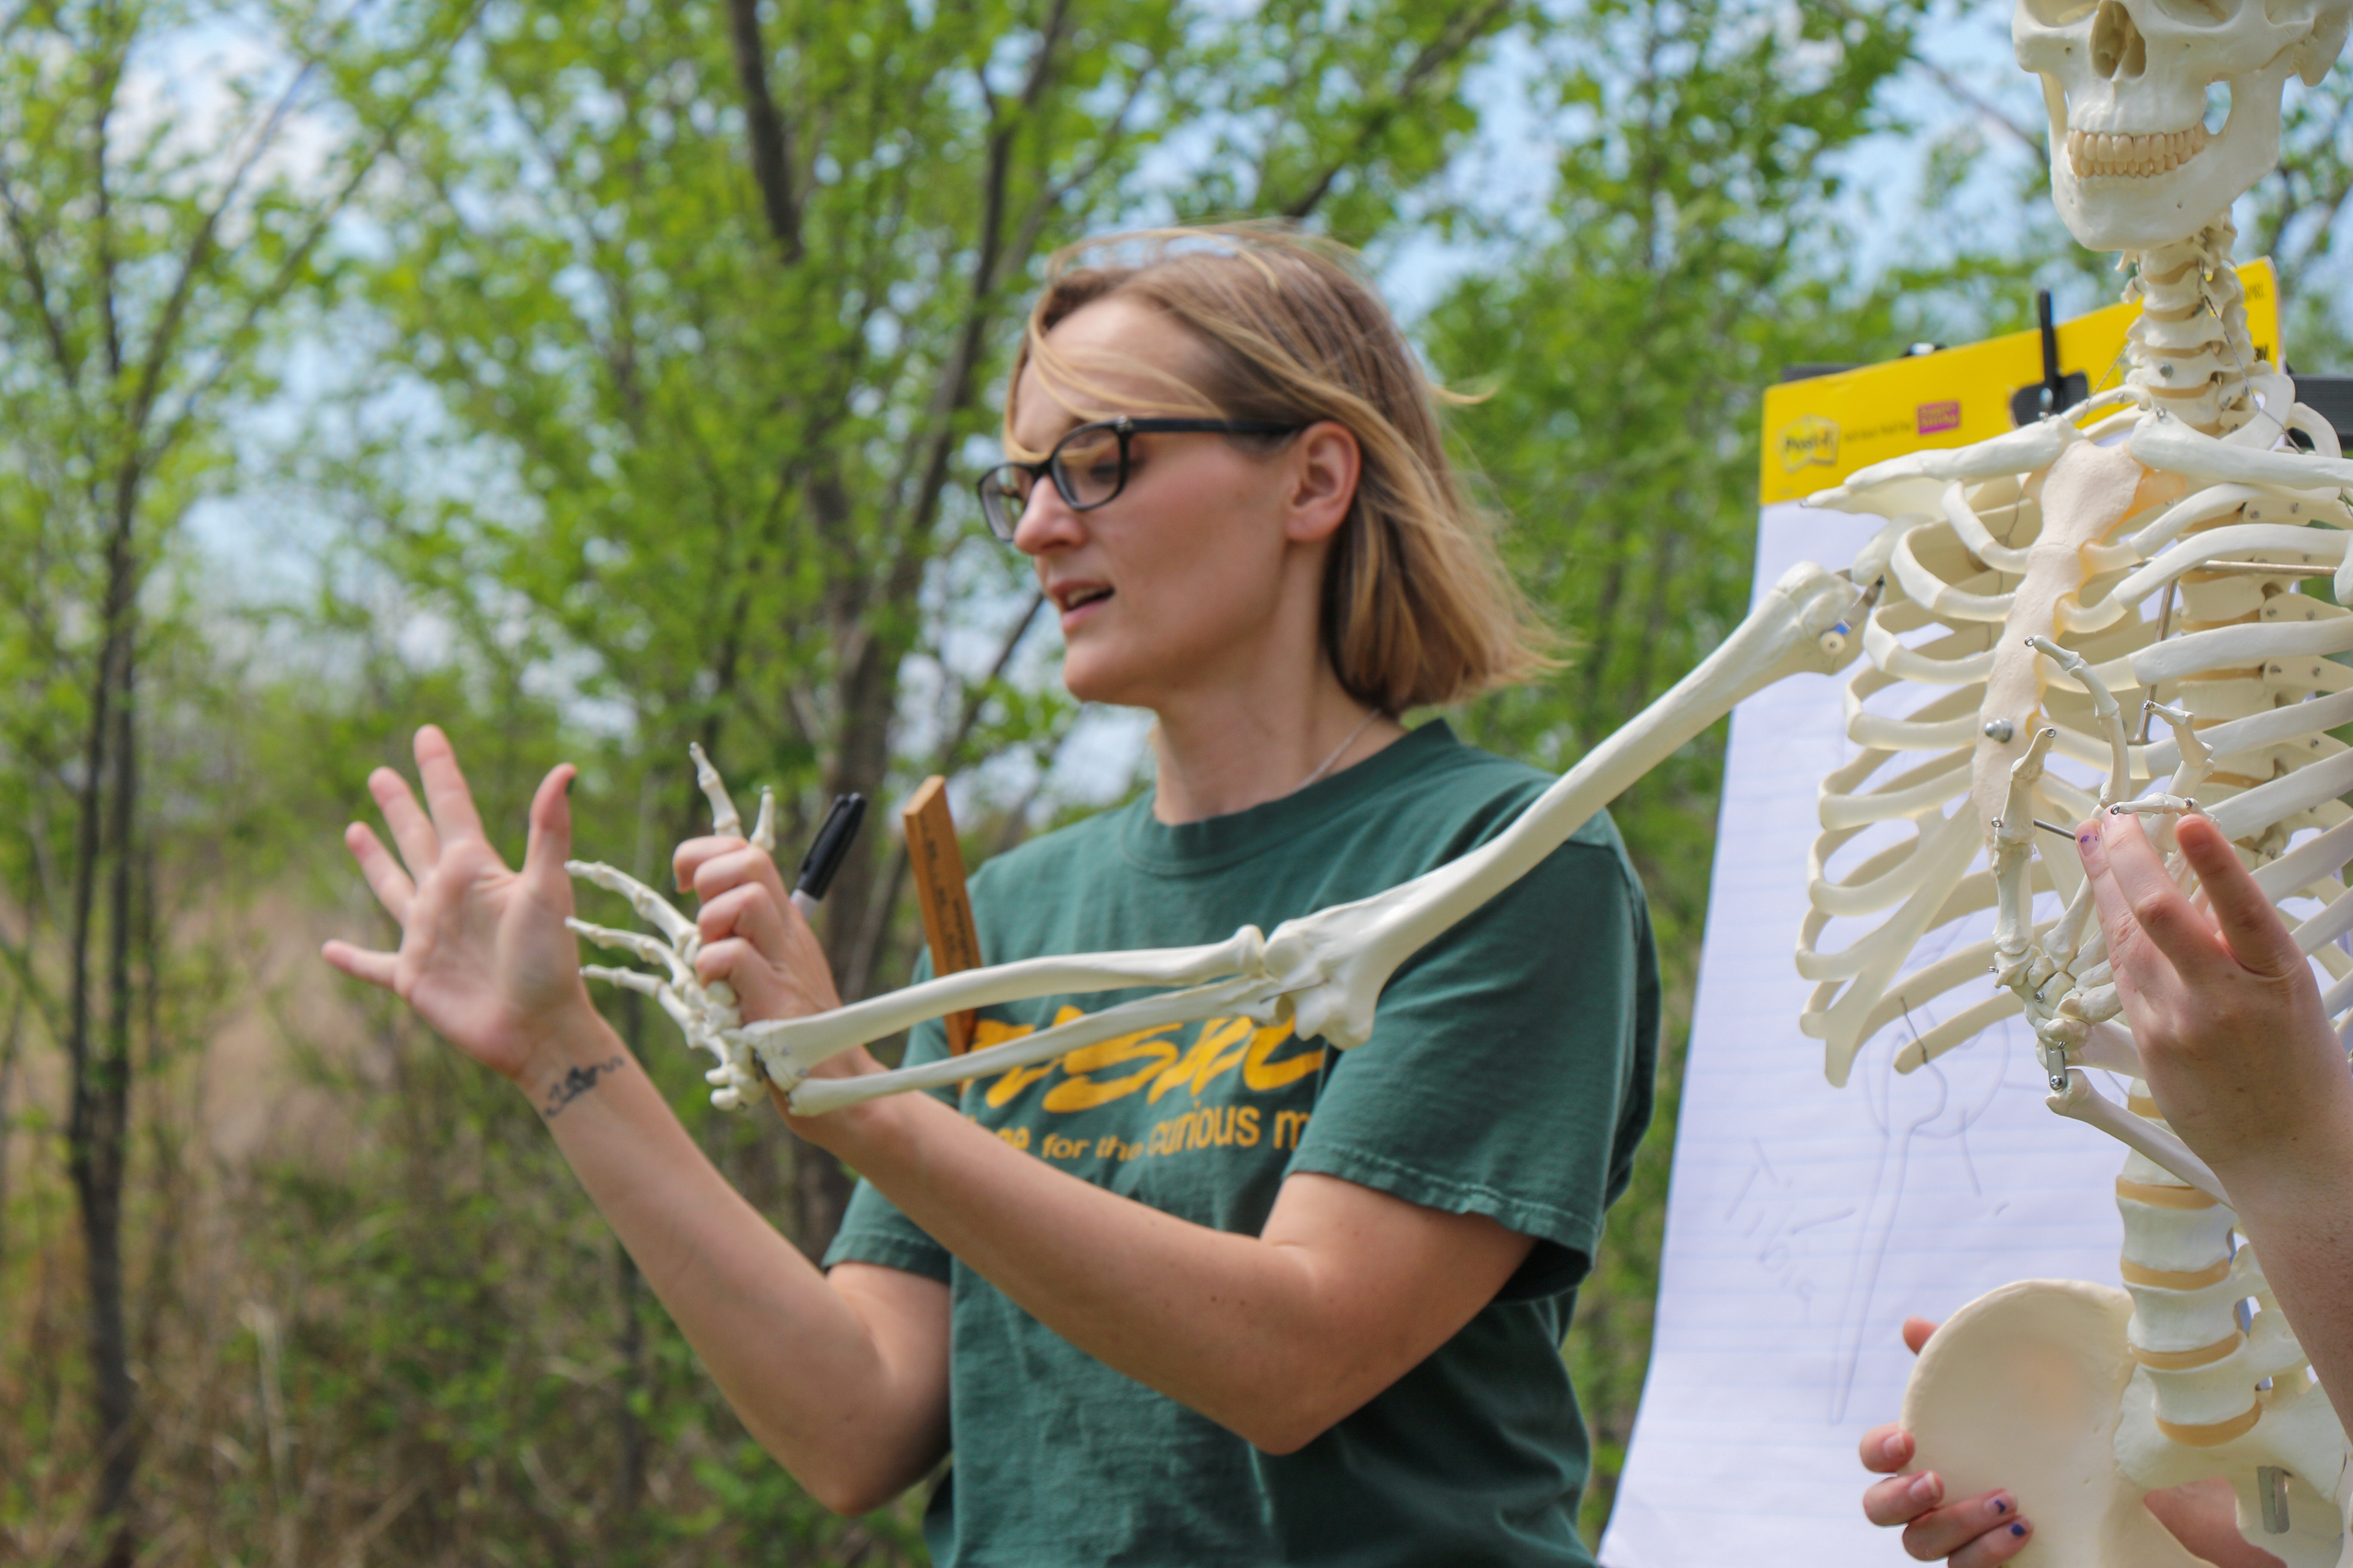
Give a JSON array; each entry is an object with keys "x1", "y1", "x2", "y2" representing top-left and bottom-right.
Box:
[{"x1": 1012, "y1": 480, "x2": 1084, "y2": 555}]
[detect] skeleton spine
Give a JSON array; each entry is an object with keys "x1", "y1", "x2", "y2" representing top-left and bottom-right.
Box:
[
  {"x1": 2121, "y1": 216, "x2": 2260, "y2": 437},
  {"x1": 2116, "y1": 1089, "x2": 2280, "y2": 1451}
]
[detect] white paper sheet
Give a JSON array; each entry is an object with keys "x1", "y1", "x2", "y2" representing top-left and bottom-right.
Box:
[{"x1": 1597, "y1": 503, "x2": 2128, "y2": 1566}]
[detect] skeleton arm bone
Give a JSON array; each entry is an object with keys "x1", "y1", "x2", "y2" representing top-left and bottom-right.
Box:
[
  {"x1": 786, "y1": 974, "x2": 1285, "y2": 1115},
  {"x1": 2048, "y1": 1067, "x2": 2228, "y2": 1203},
  {"x1": 1269, "y1": 561, "x2": 1869, "y2": 1051},
  {"x1": 745, "y1": 561, "x2": 1871, "y2": 1096},
  {"x1": 738, "y1": 929, "x2": 1269, "y2": 1080}
]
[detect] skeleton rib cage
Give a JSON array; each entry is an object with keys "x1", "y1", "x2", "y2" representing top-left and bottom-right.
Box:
[{"x1": 1801, "y1": 403, "x2": 2353, "y2": 1095}]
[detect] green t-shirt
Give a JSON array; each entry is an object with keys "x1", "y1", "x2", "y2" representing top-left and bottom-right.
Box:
[{"x1": 823, "y1": 720, "x2": 1659, "y2": 1567}]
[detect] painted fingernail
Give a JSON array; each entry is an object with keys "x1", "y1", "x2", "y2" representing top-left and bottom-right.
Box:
[
  {"x1": 1990, "y1": 1494, "x2": 2010, "y2": 1515},
  {"x1": 2011, "y1": 1521, "x2": 2030, "y2": 1538}
]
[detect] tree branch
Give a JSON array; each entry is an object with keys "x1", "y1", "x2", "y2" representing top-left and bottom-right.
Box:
[
  {"x1": 1281, "y1": 0, "x2": 1514, "y2": 220},
  {"x1": 726, "y1": 0, "x2": 803, "y2": 262}
]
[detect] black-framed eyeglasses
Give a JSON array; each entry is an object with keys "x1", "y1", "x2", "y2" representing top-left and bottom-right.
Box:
[{"x1": 975, "y1": 415, "x2": 1302, "y2": 542}]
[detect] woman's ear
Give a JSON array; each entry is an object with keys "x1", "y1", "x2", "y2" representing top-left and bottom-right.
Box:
[{"x1": 1283, "y1": 421, "x2": 1361, "y2": 545}]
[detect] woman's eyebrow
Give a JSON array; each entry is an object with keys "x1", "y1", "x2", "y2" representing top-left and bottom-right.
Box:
[{"x1": 1008, "y1": 412, "x2": 1084, "y2": 454}]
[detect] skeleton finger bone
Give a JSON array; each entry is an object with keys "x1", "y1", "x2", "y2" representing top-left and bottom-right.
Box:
[
  {"x1": 689, "y1": 742, "x2": 742, "y2": 840},
  {"x1": 2029, "y1": 637, "x2": 2131, "y2": 804},
  {"x1": 567, "y1": 859, "x2": 699, "y2": 948},
  {"x1": 581, "y1": 964, "x2": 700, "y2": 1035},
  {"x1": 566, "y1": 918, "x2": 695, "y2": 986}
]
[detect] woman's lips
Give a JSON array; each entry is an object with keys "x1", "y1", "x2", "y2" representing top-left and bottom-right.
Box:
[{"x1": 1058, "y1": 587, "x2": 1113, "y2": 631}]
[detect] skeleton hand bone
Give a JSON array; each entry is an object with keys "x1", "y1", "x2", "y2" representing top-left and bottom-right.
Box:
[{"x1": 568, "y1": 745, "x2": 780, "y2": 1110}]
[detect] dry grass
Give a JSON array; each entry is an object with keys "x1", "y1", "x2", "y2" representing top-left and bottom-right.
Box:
[{"x1": 0, "y1": 899, "x2": 925, "y2": 1568}]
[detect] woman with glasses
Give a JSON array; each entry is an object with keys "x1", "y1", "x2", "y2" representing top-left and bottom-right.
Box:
[{"x1": 324, "y1": 225, "x2": 1658, "y2": 1566}]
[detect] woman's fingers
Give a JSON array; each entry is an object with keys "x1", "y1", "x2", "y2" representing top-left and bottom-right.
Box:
[
  {"x1": 1864, "y1": 1469, "x2": 1941, "y2": 1526},
  {"x1": 321, "y1": 938, "x2": 398, "y2": 989},
  {"x1": 1900, "y1": 1491, "x2": 2024, "y2": 1562},
  {"x1": 2175, "y1": 813, "x2": 2305, "y2": 980},
  {"x1": 1946, "y1": 1509, "x2": 2032, "y2": 1568},
  {"x1": 345, "y1": 822, "x2": 417, "y2": 922},
  {"x1": 1860, "y1": 1423, "x2": 1914, "y2": 1475},
  {"x1": 413, "y1": 725, "x2": 488, "y2": 846},
  {"x1": 674, "y1": 834, "x2": 746, "y2": 894},
  {"x1": 2082, "y1": 814, "x2": 2222, "y2": 981},
  {"x1": 520, "y1": 765, "x2": 577, "y2": 906},
  {"x1": 369, "y1": 766, "x2": 440, "y2": 875},
  {"x1": 695, "y1": 879, "x2": 792, "y2": 957},
  {"x1": 678, "y1": 838, "x2": 792, "y2": 911}
]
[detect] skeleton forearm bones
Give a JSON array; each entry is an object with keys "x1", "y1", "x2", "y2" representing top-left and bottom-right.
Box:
[{"x1": 574, "y1": 561, "x2": 1873, "y2": 1114}]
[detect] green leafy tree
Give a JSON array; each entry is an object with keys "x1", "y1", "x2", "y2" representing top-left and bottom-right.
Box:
[{"x1": 0, "y1": 2, "x2": 476, "y2": 1556}]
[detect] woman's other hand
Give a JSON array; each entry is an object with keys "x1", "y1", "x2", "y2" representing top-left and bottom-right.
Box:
[
  {"x1": 671, "y1": 830, "x2": 887, "y2": 1134},
  {"x1": 1860, "y1": 1318, "x2": 2033, "y2": 1564},
  {"x1": 2077, "y1": 810, "x2": 2353, "y2": 1185},
  {"x1": 322, "y1": 725, "x2": 595, "y2": 1082},
  {"x1": 670, "y1": 832, "x2": 844, "y2": 1024}
]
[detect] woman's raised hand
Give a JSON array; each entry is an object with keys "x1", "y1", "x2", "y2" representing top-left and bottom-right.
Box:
[{"x1": 322, "y1": 726, "x2": 597, "y2": 1082}]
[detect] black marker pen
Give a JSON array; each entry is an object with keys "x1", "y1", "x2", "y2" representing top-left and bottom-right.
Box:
[{"x1": 791, "y1": 794, "x2": 867, "y2": 918}]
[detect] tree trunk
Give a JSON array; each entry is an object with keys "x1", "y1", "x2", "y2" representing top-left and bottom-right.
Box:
[
  {"x1": 63, "y1": 510, "x2": 141, "y2": 1567},
  {"x1": 0, "y1": 983, "x2": 22, "y2": 1276}
]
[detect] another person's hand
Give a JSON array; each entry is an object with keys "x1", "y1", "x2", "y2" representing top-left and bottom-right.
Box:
[
  {"x1": 323, "y1": 726, "x2": 594, "y2": 1082},
  {"x1": 2077, "y1": 810, "x2": 2353, "y2": 1186},
  {"x1": 1860, "y1": 1317, "x2": 2032, "y2": 1564}
]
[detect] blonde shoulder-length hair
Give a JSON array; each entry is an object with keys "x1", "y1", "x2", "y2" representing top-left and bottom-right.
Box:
[{"x1": 1005, "y1": 222, "x2": 1553, "y2": 716}]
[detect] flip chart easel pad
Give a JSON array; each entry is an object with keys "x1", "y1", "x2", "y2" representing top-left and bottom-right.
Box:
[{"x1": 1597, "y1": 503, "x2": 2128, "y2": 1566}]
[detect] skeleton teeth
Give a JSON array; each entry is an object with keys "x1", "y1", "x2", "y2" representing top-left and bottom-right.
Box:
[{"x1": 2065, "y1": 121, "x2": 2209, "y2": 179}]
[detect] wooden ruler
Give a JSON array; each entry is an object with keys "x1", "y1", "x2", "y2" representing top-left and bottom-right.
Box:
[{"x1": 901, "y1": 775, "x2": 981, "y2": 1054}]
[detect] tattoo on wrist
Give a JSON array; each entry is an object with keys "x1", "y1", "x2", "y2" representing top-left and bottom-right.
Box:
[{"x1": 542, "y1": 1055, "x2": 627, "y2": 1118}]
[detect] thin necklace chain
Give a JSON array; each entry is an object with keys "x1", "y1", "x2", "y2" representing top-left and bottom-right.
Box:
[{"x1": 1299, "y1": 708, "x2": 1381, "y2": 790}]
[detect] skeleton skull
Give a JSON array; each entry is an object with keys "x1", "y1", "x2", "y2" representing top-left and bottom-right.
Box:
[{"x1": 2015, "y1": 0, "x2": 2352, "y2": 250}]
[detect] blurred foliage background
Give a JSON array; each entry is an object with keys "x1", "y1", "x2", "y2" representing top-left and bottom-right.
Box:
[{"x1": 3, "y1": 0, "x2": 2351, "y2": 1562}]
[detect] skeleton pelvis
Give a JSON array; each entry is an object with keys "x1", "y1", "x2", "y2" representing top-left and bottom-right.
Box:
[{"x1": 1903, "y1": 1279, "x2": 2217, "y2": 1568}]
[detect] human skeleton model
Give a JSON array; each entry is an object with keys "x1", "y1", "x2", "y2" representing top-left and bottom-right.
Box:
[
  {"x1": 567, "y1": 1, "x2": 2353, "y2": 1559},
  {"x1": 1796, "y1": 2, "x2": 2353, "y2": 1561}
]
